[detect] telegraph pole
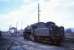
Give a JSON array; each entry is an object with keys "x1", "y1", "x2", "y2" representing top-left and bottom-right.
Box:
[
  {"x1": 38, "y1": 2, "x2": 40, "y2": 23},
  {"x1": 16, "y1": 21, "x2": 18, "y2": 36}
]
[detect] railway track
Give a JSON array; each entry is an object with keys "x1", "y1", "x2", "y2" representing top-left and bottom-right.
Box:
[{"x1": 6, "y1": 37, "x2": 66, "y2": 50}]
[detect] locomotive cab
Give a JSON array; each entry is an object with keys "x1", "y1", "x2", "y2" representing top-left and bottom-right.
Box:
[{"x1": 49, "y1": 26, "x2": 64, "y2": 45}]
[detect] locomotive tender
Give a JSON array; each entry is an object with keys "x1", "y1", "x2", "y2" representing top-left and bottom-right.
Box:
[{"x1": 23, "y1": 22, "x2": 64, "y2": 45}]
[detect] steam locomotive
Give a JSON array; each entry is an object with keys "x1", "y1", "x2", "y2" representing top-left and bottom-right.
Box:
[{"x1": 23, "y1": 22, "x2": 64, "y2": 45}]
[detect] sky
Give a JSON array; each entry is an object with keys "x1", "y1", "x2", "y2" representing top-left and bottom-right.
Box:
[{"x1": 0, "y1": 0, "x2": 74, "y2": 31}]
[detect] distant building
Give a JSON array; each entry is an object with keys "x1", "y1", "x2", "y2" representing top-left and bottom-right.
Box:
[
  {"x1": 66, "y1": 29, "x2": 72, "y2": 33},
  {"x1": 9, "y1": 27, "x2": 17, "y2": 33},
  {"x1": 0, "y1": 31, "x2": 2, "y2": 37},
  {"x1": 9, "y1": 27, "x2": 17, "y2": 36},
  {"x1": 65, "y1": 28, "x2": 74, "y2": 39},
  {"x1": 0, "y1": 31, "x2": 1, "y2": 36}
]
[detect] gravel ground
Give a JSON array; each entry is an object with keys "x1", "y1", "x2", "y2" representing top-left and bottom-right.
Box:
[{"x1": 0, "y1": 32, "x2": 74, "y2": 50}]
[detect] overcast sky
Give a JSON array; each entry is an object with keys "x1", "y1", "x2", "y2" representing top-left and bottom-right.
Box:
[{"x1": 0, "y1": 0, "x2": 74, "y2": 31}]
